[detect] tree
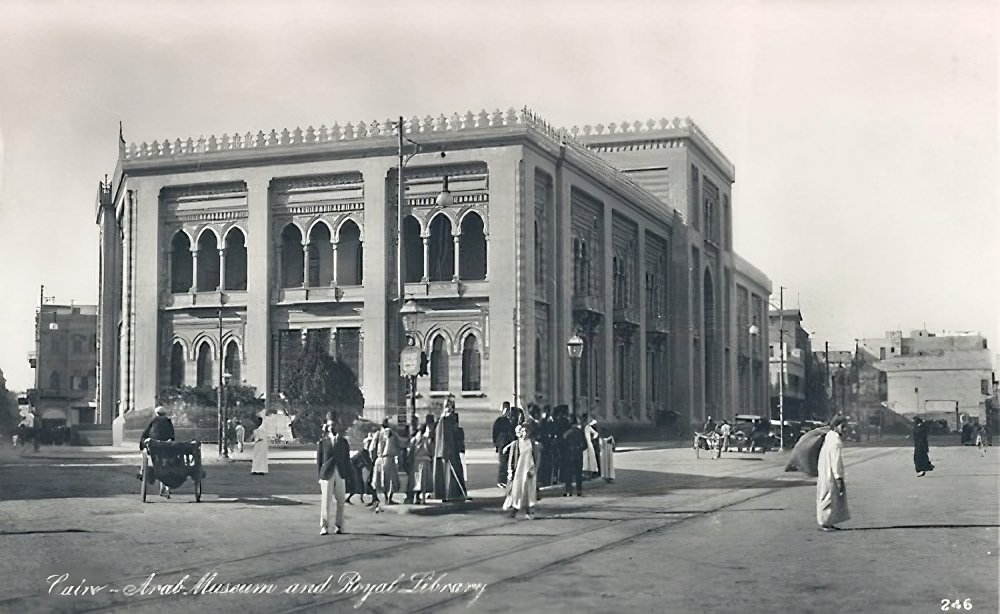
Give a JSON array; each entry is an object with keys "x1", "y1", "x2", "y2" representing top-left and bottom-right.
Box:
[
  {"x1": 281, "y1": 346, "x2": 364, "y2": 442},
  {"x1": 0, "y1": 368, "x2": 19, "y2": 438}
]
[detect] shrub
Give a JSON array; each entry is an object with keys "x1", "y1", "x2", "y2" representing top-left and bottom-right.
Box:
[{"x1": 280, "y1": 348, "x2": 364, "y2": 441}]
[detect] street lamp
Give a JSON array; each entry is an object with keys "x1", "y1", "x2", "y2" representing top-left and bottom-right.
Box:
[
  {"x1": 400, "y1": 299, "x2": 425, "y2": 424},
  {"x1": 222, "y1": 371, "x2": 232, "y2": 457},
  {"x1": 566, "y1": 334, "x2": 584, "y2": 418},
  {"x1": 393, "y1": 117, "x2": 448, "y2": 412}
]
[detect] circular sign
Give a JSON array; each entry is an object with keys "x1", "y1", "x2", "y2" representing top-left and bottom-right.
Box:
[{"x1": 400, "y1": 346, "x2": 421, "y2": 377}]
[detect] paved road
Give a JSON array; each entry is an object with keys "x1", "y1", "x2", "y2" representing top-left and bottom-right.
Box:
[{"x1": 0, "y1": 442, "x2": 996, "y2": 613}]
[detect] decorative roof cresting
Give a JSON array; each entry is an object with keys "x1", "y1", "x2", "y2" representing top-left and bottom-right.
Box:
[{"x1": 123, "y1": 107, "x2": 731, "y2": 173}]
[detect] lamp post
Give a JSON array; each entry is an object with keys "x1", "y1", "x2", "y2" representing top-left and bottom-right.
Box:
[
  {"x1": 394, "y1": 118, "x2": 449, "y2": 412},
  {"x1": 567, "y1": 334, "x2": 584, "y2": 418},
  {"x1": 217, "y1": 308, "x2": 227, "y2": 459},
  {"x1": 400, "y1": 299, "x2": 425, "y2": 424},
  {"x1": 222, "y1": 371, "x2": 232, "y2": 456}
]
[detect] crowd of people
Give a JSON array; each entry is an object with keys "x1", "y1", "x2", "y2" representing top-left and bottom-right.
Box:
[{"x1": 492, "y1": 402, "x2": 616, "y2": 515}]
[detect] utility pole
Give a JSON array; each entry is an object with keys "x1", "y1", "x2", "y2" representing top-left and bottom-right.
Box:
[
  {"x1": 824, "y1": 341, "x2": 830, "y2": 413},
  {"x1": 777, "y1": 286, "x2": 785, "y2": 451}
]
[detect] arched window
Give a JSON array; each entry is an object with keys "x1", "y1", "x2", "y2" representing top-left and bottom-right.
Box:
[
  {"x1": 459, "y1": 212, "x2": 487, "y2": 280},
  {"x1": 337, "y1": 220, "x2": 363, "y2": 286},
  {"x1": 170, "y1": 342, "x2": 185, "y2": 387},
  {"x1": 402, "y1": 216, "x2": 423, "y2": 283},
  {"x1": 224, "y1": 340, "x2": 241, "y2": 383},
  {"x1": 461, "y1": 335, "x2": 481, "y2": 391},
  {"x1": 196, "y1": 230, "x2": 220, "y2": 292},
  {"x1": 430, "y1": 336, "x2": 449, "y2": 391},
  {"x1": 280, "y1": 224, "x2": 304, "y2": 288},
  {"x1": 224, "y1": 228, "x2": 248, "y2": 291},
  {"x1": 307, "y1": 222, "x2": 333, "y2": 287},
  {"x1": 49, "y1": 370, "x2": 61, "y2": 391},
  {"x1": 196, "y1": 341, "x2": 214, "y2": 388},
  {"x1": 428, "y1": 214, "x2": 454, "y2": 281},
  {"x1": 171, "y1": 232, "x2": 193, "y2": 293}
]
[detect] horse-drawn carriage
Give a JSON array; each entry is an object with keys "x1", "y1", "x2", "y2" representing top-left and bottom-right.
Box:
[{"x1": 139, "y1": 440, "x2": 205, "y2": 502}]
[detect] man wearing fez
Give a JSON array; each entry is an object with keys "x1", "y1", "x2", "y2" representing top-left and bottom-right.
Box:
[
  {"x1": 492, "y1": 402, "x2": 516, "y2": 489},
  {"x1": 434, "y1": 402, "x2": 466, "y2": 501}
]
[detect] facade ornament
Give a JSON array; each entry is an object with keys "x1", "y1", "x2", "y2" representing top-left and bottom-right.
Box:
[
  {"x1": 422, "y1": 115, "x2": 434, "y2": 133},
  {"x1": 449, "y1": 112, "x2": 461, "y2": 130},
  {"x1": 595, "y1": 123, "x2": 604, "y2": 135},
  {"x1": 280, "y1": 128, "x2": 291, "y2": 145},
  {"x1": 477, "y1": 109, "x2": 489, "y2": 128},
  {"x1": 196, "y1": 135, "x2": 206, "y2": 152},
  {"x1": 462, "y1": 110, "x2": 475, "y2": 130}
]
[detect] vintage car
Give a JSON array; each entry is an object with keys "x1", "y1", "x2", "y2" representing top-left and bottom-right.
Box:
[{"x1": 732, "y1": 414, "x2": 772, "y2": 452}]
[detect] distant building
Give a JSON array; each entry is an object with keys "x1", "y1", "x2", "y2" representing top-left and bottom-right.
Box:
[
  {"x1": 767, "y1": 309, "x2": 813, "y2": 420},
  {"x1": 872, "y1": 330, "x2": 993, "y2": 425},
  {"x1": 95, "y1": 108, "x2": 772, "y2": 440},
  {"x1": 27, "y1": 303, "x2": 98, "y2": 427}
]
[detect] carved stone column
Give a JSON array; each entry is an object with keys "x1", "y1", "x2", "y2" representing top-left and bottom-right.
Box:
[
  {"x1": 302, "y1": 243, "x2": 310, "y2": 288},
  {"x1": 421, "y1": 235, "x2": 430, "y2": 282},
  {"x1": 190, "y1": 248, "x2": 199, "y2": 293},
  {"x1": 484, "y1": 236, "x2": 490, "y2": 280},
  {"x1": 218, "y1": 248, "x2": 226, "y2": 291},
  {"x1": 452, "y1": 233, "x2": 460, "y2": 282},
  {"x1": 331, "y1": 240, "x2": 339, "y2": 286}
]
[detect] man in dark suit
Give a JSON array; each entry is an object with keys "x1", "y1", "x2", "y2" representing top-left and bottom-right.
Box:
[
  {"x1": 317, "y1": 418, "x2": 352, "y2": 535},
  {"x1": 492, "y1": 402, "x2": 515, "y2": 488},
  {"x1": 561, "y1": 414, "x2": 586, "y2": 497}
]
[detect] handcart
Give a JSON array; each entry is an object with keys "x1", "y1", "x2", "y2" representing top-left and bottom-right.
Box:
[{"x1": 140, "y1": 440, "x2": 205, "y2": 502}]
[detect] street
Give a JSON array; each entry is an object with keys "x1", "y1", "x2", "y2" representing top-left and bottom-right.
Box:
[{"x1": 0, "y1": 442, "x2": 996, "y2": 613}]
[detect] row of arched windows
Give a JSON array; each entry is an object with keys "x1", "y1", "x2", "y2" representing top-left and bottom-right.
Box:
[
  {"x1": 171, "y1": 228, "x2": 248, "y2": 293},
  {"x1": 170, "y1": 212, "x2": 488, "y2": 294},
  {"x1": 280, "y1": 221, "x2": 363, "y2": 288},
  {"x1": 403, "y1": 212, "x2": 487, "y2": 283},
  {"x1": 430, "y1": 334, "x2": 482, "y2": 392},
  {"x1": 169, "y1": 340, "x2": 241, "y2": 388}
]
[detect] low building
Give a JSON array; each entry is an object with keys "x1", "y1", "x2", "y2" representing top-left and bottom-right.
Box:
[
  {"x1": 27, "y1": 303, "x2": 98, "y2": 427},
  {"x1": 875, "y1": 330, "x2": 993, "y2": 425}
]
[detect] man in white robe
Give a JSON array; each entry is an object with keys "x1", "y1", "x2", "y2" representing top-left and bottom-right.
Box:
[{"x1": 817, "y1": 416, "x2": 850, "y2": 531}]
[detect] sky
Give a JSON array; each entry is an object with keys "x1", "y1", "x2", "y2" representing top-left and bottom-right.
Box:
[{"x1": 0, "y1": 0, "x2": 996, "y2": 391}]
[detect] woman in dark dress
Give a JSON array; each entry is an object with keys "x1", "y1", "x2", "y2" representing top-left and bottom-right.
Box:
[{"x1": 912, "y1": 417, "x2": 935, "y2": 476}]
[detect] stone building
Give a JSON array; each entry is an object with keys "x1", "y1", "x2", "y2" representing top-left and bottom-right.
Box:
[
  {"x1": 27, "y1": 303, "x2": 98, "y2": 426},
  {"x1": 868, "y1": 330, "x2": 993, "y2": 424},
  {"x1": 95, "y1": 108, "x2": 771, "y2": 440},
  {"x1": 767, "y1": 309, "x2": 812, "y2": 420}
]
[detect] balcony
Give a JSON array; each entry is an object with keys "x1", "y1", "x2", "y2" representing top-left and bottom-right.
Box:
[
  {"x1": 275, "y1": 285, "x2": 363, "y2": 305},
  {"x1": 647, "y1": 314, "x2": 670, "y2": 335},
  {"x1": 164, "y1": 291, "x2": 247, "y2": 310},
  {"x1": 405, "y1": 279, "x2": 487, "y2": 300},
  {"x1": 572, "y1": 294, "x2": 604, "y2": 315},
  {"x1": 613, "y1": 305, "x2": 640, "y2": 327},
  {"x1": 27, "y1": 351, "x2": 36, "y2": 369}
]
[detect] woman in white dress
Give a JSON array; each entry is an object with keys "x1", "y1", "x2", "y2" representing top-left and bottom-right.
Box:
[
  {"x1": 599, "y1": 431, "x2": 616, "y2": 482},
  {"x1": 502, "y1": 424, "x2": 542, "y2": 519},
  {"x1": 250, "y1": 417, "x2": 269, "y2": 475},
  {"x1": 582, "y1": 418, "x2": 599, "y2": 478}
]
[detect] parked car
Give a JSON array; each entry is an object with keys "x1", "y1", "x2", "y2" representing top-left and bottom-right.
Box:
[
  {"x1": 733, "y1": 414, "x2": 770, "y2": 452},
  {"x1": 770, "y1": 420, "x2": 799, "y2": 448}
]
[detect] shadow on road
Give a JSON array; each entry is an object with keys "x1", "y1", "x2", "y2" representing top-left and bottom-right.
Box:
[{"x1": 842, "y1": 524, "x2": 1000, "y2": 531}]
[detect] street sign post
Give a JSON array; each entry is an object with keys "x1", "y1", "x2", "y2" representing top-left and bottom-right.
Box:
[{"x1": 400, "y1": 346, "x2": 421, "y2": 377}]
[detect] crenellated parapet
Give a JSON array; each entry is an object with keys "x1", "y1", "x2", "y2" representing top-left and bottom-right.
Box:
[
  {"x1": 569, "y1": 116, "x2": 735, "y2": 179},
  {"x1": 124, "y1": 108, "x2": 534, "y2": 161},
  {"x1": 123, "y1": 107, "x2": 729, "y2": 169}
]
